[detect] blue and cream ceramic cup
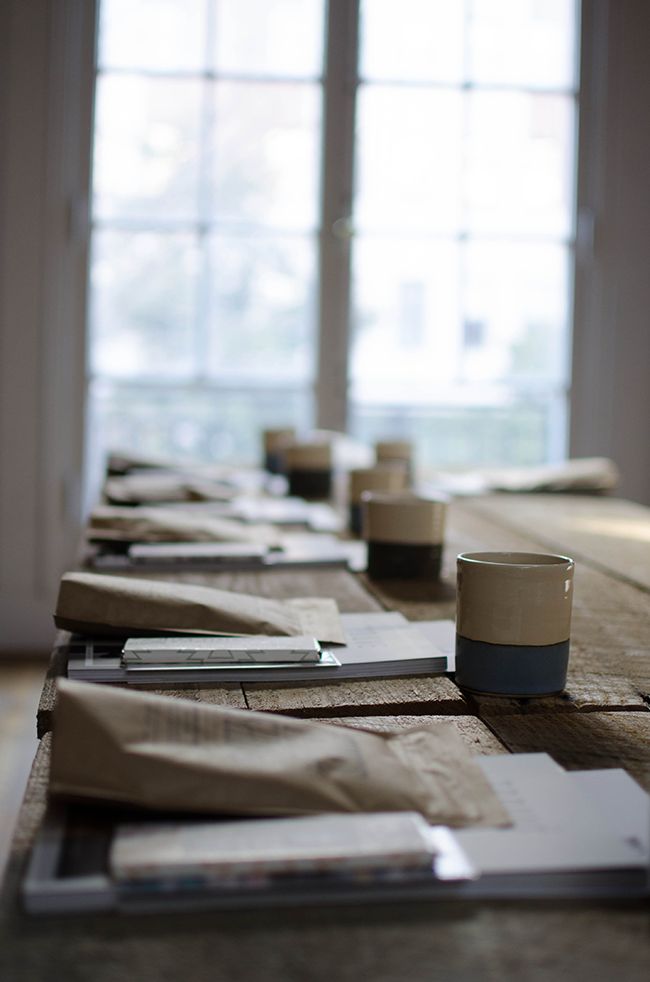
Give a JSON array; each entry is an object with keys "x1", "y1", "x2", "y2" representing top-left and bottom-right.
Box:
[{"x1": 455, "y1": 551, "x2": 575, "y2": 697}]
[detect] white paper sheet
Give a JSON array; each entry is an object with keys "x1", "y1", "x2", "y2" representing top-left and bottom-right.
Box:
[{"x1": 455, "y1": 754, "x2": 647, "y2": 874}]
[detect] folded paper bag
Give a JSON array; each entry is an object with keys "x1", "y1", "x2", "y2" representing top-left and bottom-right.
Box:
[
  {"x1": 50, "y1": 679, "x2": 510, "y2": 828},
  {"x1": 88, "y1": 505, "x2": 280, "y2": 547},
  {"x1": 53, "y1": 571, "x2": 345, "y2": 644},
  {"x1": 104, "y1": 474, "x2": 236, "y2": 505}
]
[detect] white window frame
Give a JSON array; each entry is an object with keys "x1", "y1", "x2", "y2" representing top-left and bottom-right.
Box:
[
  {"x1": 317, "y1": 0, "x2": 359, "y2": 430},
  {"x1": 7, "y1": 0, "x2": 650, "y2": 651}
]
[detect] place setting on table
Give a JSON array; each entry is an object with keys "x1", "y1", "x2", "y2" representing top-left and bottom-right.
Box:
[{"x1": 16, "y1": 437, "x2": 650, "y2": 914}]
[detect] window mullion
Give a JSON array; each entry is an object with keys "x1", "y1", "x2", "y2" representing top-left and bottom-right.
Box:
[{"x1": 316, "y1": 0, "x2": 359, "y2": 431}]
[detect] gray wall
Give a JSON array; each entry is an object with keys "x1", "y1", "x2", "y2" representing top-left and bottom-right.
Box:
[
  {"x1": 571, "y1": 0, "x2": 650, "y2": 505},
  {"x1": 0, "y1": 1, "x2": 93, "y2": 650},
  {"x1": 0, "y1": 0, "x2": 648, "y2": 651}
]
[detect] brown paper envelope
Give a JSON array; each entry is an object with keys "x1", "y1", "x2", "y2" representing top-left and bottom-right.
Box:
[
  {"x1": 50, "y1": 679, "x2": 509, "y2": 828},
  {"x1": 104, "y1": 475, "x2": 197, "y2": 504},
  {"x1": 88, "y1": 505, "x2": 280, "y2": 546},
  {"x1": 53, "y1": 571, "x2": 345, "y2": 644},
  {"x1": 104, "y1": 475, "x2": 235, "y2": 505}
]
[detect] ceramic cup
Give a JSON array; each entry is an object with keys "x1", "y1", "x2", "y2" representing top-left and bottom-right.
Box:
[
  {"x1": 348, "y1": 465, "x2": 408, "y2": 536},
  {"x1": 455, "y1": 551, "x2": 575, "y2": 697},
  {"x1": 362, "y1": 491, "x2": 447, "y2": 579},
  {"x1": 284, "y1": 442, "x2": 333, "y2": 500},
  {"x1": 375, "y1": 440, "x2": 414, "y2": 485},
  {"x1": 262, "y1": 428, "x2": 296, "y2": 475}
]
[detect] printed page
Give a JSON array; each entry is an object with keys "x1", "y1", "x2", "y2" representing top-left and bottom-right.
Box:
[
  {"x1": 455, "y1": 754, "x2": 647, "y2": 873},
  {"x1": 411, "y1": 620, "x2": 456, "y2": 670},
  {"x1": 332, "y1": 612, "x2": 447, "y2": 666}
]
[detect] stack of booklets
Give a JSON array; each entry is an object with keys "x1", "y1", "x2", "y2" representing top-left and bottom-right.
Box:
[
  {"x1": 228, "y1": 496, "x2": 342, "y2": 532},
  {"x1": 64, "y1": 613, "x2": 455, "y2": 685},
  {"x1": 127, "y1": 495, "x2": 342, "y2": 532},
  {"x1": 22, "y1": 752, "x2": 649, "y2": 913},
  {"x1": 90, "y1": 534, "x2": 365, "y2": 573}
]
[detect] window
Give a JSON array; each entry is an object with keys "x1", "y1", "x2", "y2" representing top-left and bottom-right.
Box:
[{"x1": 89, "y1": 0, "x2": 579, "y2": 472}]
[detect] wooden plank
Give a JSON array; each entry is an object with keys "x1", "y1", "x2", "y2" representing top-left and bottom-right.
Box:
[
  {"x1": 313, "y1": 714, "x2": 508, "y2": 755},
  {"x1": 464, "y1": 670, "x2": 648, "y2": 718},
  {"x1": 483, "y1": 711, "x2": 650, "y2": 791},
  {"x1": 37, "y1": 646, "x2": 68, "y2": 738},
  {"x1": 6, "y1": 733, "x2": 50, "y2": 859},
  {"x1": 2, "y1": 887, "x2": 649, "y2": 982},
  {"x1": 244, "y1": 675, "x2": 467, "y2": 717},
  {"x1": 463, "y1": 493, "x2": 650, "y2": 593},
  {"x1": 359, "y1": 572, "x2": 457, "y2": 622}
]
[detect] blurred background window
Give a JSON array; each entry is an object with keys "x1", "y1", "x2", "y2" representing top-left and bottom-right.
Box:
[{"x1": 88, "y1": 0, "x2": 579, "y2": 472}]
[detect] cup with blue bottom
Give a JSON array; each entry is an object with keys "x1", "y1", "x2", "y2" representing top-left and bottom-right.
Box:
[{"x1": 455, "y1": 551, "x2": 575, "y2": 697}]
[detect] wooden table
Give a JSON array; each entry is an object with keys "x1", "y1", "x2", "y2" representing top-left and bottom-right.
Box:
[{"x1": 2, "y1": 493, "x2": 650, "y2": 982}]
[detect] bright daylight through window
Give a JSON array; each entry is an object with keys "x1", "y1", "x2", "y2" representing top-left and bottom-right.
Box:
[{"x1": 88, "y1": 0, "x2": 579, "y2": 474}]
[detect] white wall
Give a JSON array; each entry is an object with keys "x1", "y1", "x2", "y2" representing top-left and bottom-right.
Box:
[
  {"x1": 0, "y1": 0, "x2": 648, "y2": 653},
  {"x1": 571, "y1": 0, "x2": 650, "y2": 503},
  {"x1": 0, "y1": 1, "x2": 94, "y2": 651}
]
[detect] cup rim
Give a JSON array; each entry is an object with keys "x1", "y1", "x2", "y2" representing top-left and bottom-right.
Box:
[
  {"x1": 361, "y1": 490, "x2": 449, "y2": 506},
  {"x1": 350, "y1": 463, "x2": 408, "y2": 477},
  {"x1": 457, "y1": 551, "x2": 573, "y2": 568}
]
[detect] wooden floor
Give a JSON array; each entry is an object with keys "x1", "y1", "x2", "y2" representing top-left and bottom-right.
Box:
[{"x1": 0, "y1": 661, "x2": 45, "y2": 884}]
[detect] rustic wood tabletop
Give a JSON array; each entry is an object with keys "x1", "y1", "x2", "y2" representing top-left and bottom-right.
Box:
[{"x1": 2, "y1": 493, "x2": 650, "y2": 982}]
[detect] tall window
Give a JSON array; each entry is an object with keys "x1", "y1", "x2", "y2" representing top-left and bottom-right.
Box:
[{"x1": 89, "y1": 0, "x2": 579, "y2": 471}]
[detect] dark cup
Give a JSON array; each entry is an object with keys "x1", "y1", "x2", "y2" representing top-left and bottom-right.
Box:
[
  {"x1": 262, "y1": 428, "x2": 296, "y2": 475},
  {"x1": 285, "y1": 443, "x2": 333, "y2": 501},
  {"x1": 362, "y1": 492, "x2": 447, "y2": 580}
]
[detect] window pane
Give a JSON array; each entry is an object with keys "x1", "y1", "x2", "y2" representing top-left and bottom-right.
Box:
[
  {"x1": 462, "y1": 241, "x2": 571, "y2": 384},
  {"x1": 465, "y1": 90, "x2": 575, "y2": 236},
  {"x1": 214, "y1": 0, "x2": 325, "y2": 77},
  {"x1": 355, "y1": 87, "x2": 463, "y2": 233},
  {"x1": 90, "y1": 231, "x2": 200, "y2": 379},
  {"x1": 360, "y1": 0, "x2": 464, "y2": 84},
  {"x1": 89, "y1": 379, "x2": 312, "y2": 464},
  {"x1": 467, "y1": 0, "x2": 578, "y2": 90},
  {"x1": 210, "y1": 82, "x2": 321, "y2": 230},
  {"x1": 206, "y1": 233, "x2": 316, "y2": 381},
  {"x1": 350, "y1": 238, "x2": 461, "y2": 401},
  {"x1": 350, "y1": 396, "x2": 561, "y2": 470},
  {"x1": 93, "y1": 75, "x2": 202, "y2": 222},
  {"x1": 99, "y1": 0, "x2": 207, "y2": 73}
]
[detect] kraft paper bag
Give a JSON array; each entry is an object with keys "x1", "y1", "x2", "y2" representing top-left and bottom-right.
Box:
[
  {"x1": 53, "y1": 572, "x2": 345, "y2": 644},
  {"x1": 104, "y1": 474, "x2": 236, "y2": 505},
  {"x1": 88, "y1": 505, "x2": 281, "y2": 547},
  {"x1": 50, "y1": 679, "x2": 510, "y2": 828}
]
